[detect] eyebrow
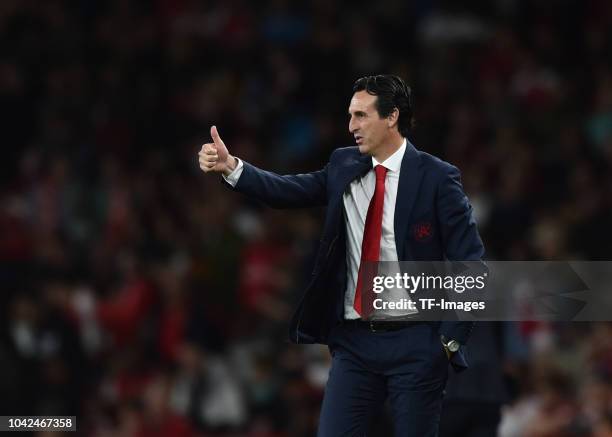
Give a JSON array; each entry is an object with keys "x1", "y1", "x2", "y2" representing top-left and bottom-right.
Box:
[{"x1": 348, "y1": 110, "x2": 367, "y2": 116}]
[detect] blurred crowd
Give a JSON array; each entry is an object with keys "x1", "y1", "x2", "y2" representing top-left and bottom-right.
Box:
[{"x1": 1, "y1": 0, "x2": 612, "y2": 436}]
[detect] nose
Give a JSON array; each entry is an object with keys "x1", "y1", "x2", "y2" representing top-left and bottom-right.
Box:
[{"x1": 349, "y1": 116, "x2": 358, "y2": 134}]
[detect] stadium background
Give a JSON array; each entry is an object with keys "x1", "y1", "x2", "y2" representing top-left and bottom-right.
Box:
[{"x1": 1, "y1": 0, "x2": 612, "y2": 436}]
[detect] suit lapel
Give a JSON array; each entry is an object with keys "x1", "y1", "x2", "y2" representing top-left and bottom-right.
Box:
[
  {"x1": 394, "y1": 141, "x2": 423, "y2": 259},
  {"x1": 324, "y1": 151, "x2": 371, "y2": 237},
  {"x1": 338, "y1": 152, "x2": 372, "y2": 195}
]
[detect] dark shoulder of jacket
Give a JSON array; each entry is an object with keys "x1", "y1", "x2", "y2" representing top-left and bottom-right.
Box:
[
  {"x1": 329, "y1": 146, "x2": 360, "y2": 164},
  {"x1": 417, "y1": 149, "x2": 460, "y2": 181}
]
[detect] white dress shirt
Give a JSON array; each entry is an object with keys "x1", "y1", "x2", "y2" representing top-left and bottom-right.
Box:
[
  {"x1": 342, "y1": 140, "x2": 415, "y2": 319},
  {"x1": 223, "y1": 139, "x2": 415, "y2": 321}
]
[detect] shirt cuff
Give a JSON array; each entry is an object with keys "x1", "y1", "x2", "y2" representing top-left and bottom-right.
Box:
[{"x1": 222, "y1": 158, "x2": 244, "y2": 187}]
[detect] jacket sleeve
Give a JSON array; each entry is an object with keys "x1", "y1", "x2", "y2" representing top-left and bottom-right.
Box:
[
  {"x1": 436, "y1": 164, "x2": 486, "y2": 370},
  {"x1": 224, "y1": 160, "x2": 328, "y2": 209},
  {"x1": 437, "y1": 164, "x2": 485, "y2": 263}
]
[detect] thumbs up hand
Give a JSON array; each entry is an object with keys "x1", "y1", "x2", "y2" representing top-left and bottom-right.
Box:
[{"x1": 198, "y1": 126, "x2": 237, "y2": 176}]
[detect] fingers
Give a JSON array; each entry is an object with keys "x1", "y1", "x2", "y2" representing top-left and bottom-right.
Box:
[
  {"x1": 201, "y1": 142, "x2": 217, "y2": 155},
  {"x1": 198, "y1": 143, "x2": 219, "y2": 172}
]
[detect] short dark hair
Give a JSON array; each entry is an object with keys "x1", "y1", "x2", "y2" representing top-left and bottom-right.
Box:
[{"x1": 352, "y1": 75, "x2": 414, "y2": 137}]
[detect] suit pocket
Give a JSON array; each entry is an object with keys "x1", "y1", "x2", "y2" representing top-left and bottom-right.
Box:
[{"x1": 429, "y1": 329, "x2": 449, "y2": 365}]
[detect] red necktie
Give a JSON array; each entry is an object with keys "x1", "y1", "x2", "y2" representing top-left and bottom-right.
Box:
[{"x1": 354, "y1": 164, "x2": 388, "y2": 317}]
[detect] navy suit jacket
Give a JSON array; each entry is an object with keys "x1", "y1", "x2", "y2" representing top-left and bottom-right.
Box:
[{"x1": 226, "y1": 141, "x2": 485, "y2": 370}]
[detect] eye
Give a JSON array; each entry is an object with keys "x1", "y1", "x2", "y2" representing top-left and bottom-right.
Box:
[{"x1": 349, "y1": 112, "x2": 366, "y2": 120}]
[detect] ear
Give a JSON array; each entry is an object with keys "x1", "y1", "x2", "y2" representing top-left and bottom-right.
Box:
[{"x1": 387, "y1": 108, "x2": 399, "y2": 128}]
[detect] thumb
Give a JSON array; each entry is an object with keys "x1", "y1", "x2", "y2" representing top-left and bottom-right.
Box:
[{"x1": 210, "y1": 125, "x2": 225, "y2": 148}]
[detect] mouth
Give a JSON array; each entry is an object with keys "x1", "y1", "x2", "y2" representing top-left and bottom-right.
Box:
[{"x1": 355, "y1": 136, "x2": 363, "y2": 145}]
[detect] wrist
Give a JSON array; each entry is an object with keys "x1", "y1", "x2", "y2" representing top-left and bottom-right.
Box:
[
  {"x1": 440, "y1": 335, "x2": 460, "y2": 354},
  {"x1": 223, "y1": 155, "x2": 238, "y2": 176}
]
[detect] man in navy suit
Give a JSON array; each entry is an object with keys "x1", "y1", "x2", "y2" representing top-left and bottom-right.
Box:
[{"x1": 199, "y1": 75, "x2": 484, "y2": 436}]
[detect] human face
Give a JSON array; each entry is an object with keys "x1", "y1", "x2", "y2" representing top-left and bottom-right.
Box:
[{"x1": 348, "y1": 90, "x2": 390, "y2": 156}]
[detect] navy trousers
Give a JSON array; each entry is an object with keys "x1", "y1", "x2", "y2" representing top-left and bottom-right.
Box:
[{"x1": 318, "y1": 322, "x2": 448, "y2": 437}]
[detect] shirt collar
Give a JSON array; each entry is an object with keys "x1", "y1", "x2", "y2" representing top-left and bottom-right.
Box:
[{"x1": 372, "y1": 138, "x2": 406, "y2": 173}]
